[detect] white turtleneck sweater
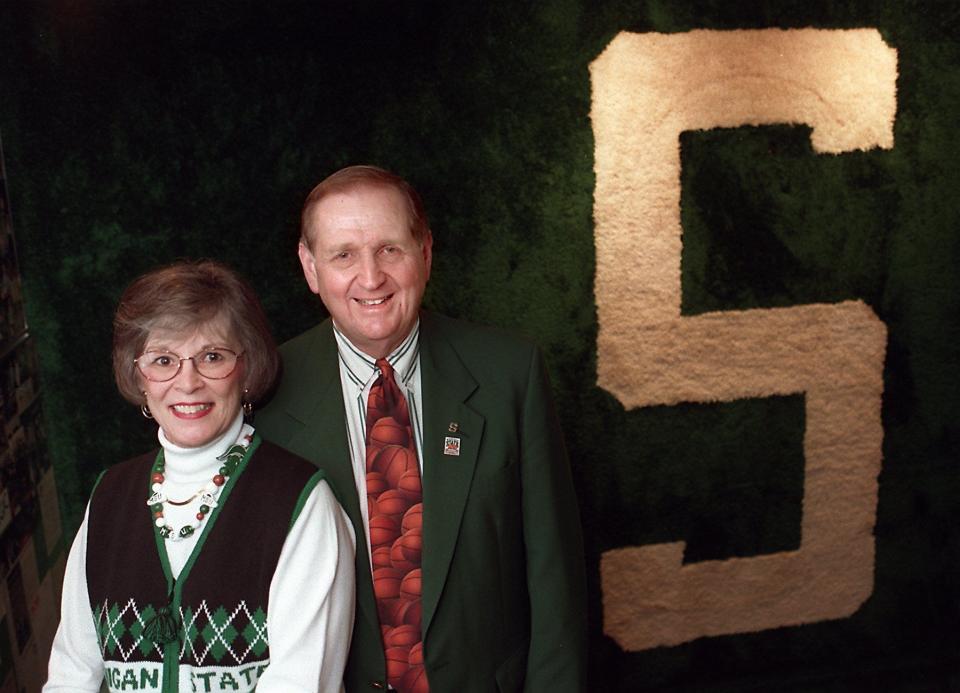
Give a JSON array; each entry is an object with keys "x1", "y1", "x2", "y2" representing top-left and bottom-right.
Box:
[{"x1": 44, "y1": 414, "x2": 356, "y2": 692}]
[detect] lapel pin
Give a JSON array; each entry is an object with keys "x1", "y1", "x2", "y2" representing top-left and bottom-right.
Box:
[
  {"x1": 448, "y1": 421, "x2": 459, "y2": 433},
  {"x1": 443, "y1": 436, "x2": 461, "y2": 456}
]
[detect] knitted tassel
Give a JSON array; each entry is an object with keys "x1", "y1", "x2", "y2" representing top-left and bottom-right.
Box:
[{"x1": 144, "y1": 604, "x2": 179, "y2": 645}]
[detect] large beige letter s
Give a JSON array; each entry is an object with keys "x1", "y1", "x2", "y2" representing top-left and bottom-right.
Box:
[{"x1": 591, "y1": 29, "x2": 896, "y2": 650}]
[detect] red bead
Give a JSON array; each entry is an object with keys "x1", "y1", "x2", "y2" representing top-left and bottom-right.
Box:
[
  {"x1": 151, "y1": 473, "x2": 164, "y2": 483},
  {"x1": 213, "y1": 475, "x2": 225, "y2": 486},
  {"x1": 196, "y1": 512, "x2": 204, "y2": 520},
  {"x1": 153, "y1": 511, "x2": 163, "y2": 518}
]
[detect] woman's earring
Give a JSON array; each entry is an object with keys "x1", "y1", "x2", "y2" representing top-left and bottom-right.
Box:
[
  {"x1": 141, "y1": 392, "x2": 153, "y2": 419},
  {"x1": 242, "y1": 389, "x2": 253, "y2": 418}
]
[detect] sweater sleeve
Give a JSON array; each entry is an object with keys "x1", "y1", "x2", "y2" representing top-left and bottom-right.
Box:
[
  {"x1": 256, "y1": 476, "x2": 357, "y2": 693},
  {"x1": 43, "y1": 504, "x2": 105, "y2": 692}
]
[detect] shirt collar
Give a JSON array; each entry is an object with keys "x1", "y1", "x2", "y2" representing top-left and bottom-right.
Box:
[{"x1": 333, "y1": 320, "x2": 420, "y2": 390}]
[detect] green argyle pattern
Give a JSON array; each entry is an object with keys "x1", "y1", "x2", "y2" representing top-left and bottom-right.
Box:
[
  {"x1": 93, "y1": 598, "x2": 269, "y2": 666},
  {"x1": 181, "y1": 599, "x2": 269, "y2": 666},
  {"x1": 93, "y1": 598, "x2": 164, "y2": 662}
]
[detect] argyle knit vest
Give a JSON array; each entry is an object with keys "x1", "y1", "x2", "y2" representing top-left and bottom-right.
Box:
[{"x1": 86, "y1": 438, "x2": 322, "y2": 693}]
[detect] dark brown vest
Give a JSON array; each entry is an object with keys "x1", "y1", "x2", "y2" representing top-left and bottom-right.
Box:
[{"x1": 86, "y1": 438, "x2": 321, "y2": 687}]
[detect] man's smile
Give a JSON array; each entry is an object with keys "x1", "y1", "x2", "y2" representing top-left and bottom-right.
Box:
[{"x1": 356, "y1": 295, "x2": 392, "y2": 306}]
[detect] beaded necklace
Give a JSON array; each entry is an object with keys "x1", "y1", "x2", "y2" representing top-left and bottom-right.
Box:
[
  {"x1": 145, "y1": 431, "x2": 253, "y2": 541},
  {"x1": 141, "y1": 429, "x2": 254, "y2": 645}
]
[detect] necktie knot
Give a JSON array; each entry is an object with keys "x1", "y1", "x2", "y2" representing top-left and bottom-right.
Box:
[
  {"x1": 367, "y1": 358, "x2": 409, "y2": 434},
  {"x1": 376, "y1": 358, "x2": 394, "y2": 381}
]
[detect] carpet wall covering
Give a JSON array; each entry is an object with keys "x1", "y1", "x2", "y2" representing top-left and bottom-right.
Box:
[{"x1": 1, "y1": 1, "x2": 956, "y2": 690}]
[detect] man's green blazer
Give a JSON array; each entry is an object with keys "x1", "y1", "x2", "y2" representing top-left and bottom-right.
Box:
[{"x1": 256, "y1": 312, "x2": 587, "y2": 692}]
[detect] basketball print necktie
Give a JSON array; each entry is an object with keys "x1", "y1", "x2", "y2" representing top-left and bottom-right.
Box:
[{"x1": 365, "y1": 358, "x2": 428, "y2": 692}]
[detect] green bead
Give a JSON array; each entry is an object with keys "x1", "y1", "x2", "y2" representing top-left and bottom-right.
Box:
[
  {"x1": 152, "y1": 504, "x2": 162, "y2": 512},
  {"x1": 219, "y1": 466, "x2": 229, "y2": 476},
  {"x1": 179, "y1": 526, "x2": 195, "y2": 538},
  {"x1": 199, "y1": 504, "x2": 210, "y2": 514},
  {"x1": 159, "y1": 527, "x2": 172, "y2": 539}
]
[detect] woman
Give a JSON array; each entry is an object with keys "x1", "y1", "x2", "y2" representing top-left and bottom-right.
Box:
[{"x1": 45, "y1": 260, "x2": 356, "y2": 692}]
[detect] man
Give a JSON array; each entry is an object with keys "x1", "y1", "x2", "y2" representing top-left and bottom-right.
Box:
[{"x1": 258, "y1": 165, "x2": 587, "y2": 692}]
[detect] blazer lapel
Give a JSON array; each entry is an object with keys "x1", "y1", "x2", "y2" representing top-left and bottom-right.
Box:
[
  {"x1": 417, "y1": 314, "x2": 484, "y2": 637},
  {"x1": 279, "y1": 323, "x2": 360, "y2": 515},
  {"x1": 275, "y1": 321, "x2": 382, "y2": 643}
]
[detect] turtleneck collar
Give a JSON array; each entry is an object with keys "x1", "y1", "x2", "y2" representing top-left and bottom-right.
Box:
[{"x1": 158, "y1": 412, "x2": 247, "y2": 485}]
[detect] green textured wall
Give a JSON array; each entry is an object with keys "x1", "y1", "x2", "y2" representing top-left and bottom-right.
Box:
[{"x1": 1, "y1": 1, "x2": 957, "y2": 689}]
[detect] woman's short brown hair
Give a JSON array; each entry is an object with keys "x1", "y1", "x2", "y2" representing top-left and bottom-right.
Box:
[{"x1": 112, "y1": 260, "x2": 280, "y2": 406}]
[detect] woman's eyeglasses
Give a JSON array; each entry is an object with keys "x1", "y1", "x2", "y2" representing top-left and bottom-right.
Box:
[{"x1": 134, "y1": 348, "x2": 242, "y2": 382}]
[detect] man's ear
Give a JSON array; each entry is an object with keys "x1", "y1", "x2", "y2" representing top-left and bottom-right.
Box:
[
  {"x1": 421, "y1": 232, "x2": 433, "y2": 280},
  {"x1": 298, "y1": 241, "x2": 322, "y2": 295}
]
